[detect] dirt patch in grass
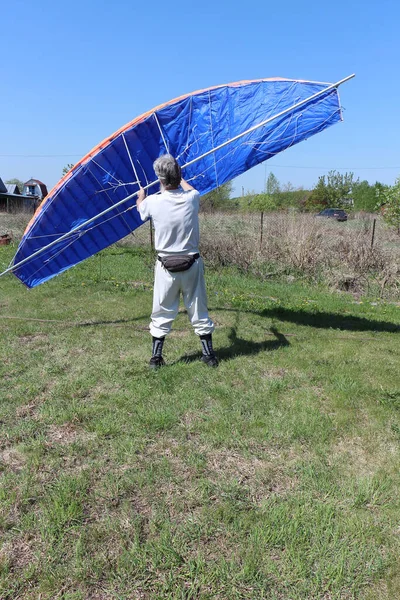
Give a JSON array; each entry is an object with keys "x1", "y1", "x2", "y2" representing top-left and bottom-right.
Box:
[
  {"x1": 206, "y1": 447, "x2": 298, "y2": 502},
  {"x1": 138, "y1": 436, "x2": 299, "y2": 515},
  {"x1": 15, "y1": 403, "x2": 39, "y2": 419},
  {"x1": 0, "y1": 533, "x2": 36, "y2": 571},
  {"x1": 17, "y1": 333, "x2": 49, "y2": 344},
  {"x1": 260, "y1": 367, "x2": 289, "y2": 379},
  {"x1": 332, "y1": 435, "x2": 399, "y2": 477},
  {"x1": 47, "y1": 423, "x2": 96, "y2": 446},
  {"x1": 0, "y1": 447, "x2": 26, "y2": 472}
]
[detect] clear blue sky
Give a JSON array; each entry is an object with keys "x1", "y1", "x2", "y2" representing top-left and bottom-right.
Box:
[{"x1": 2, "y1": 0, "x2": 399, "y2": 195}]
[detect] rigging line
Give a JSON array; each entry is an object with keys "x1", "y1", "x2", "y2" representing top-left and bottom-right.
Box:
[
  {"x1": 208, "y1": 90, "x2": 219, "y2": 188},
  {"x1": 244, "y1": 108, "x2": 340, "y2": 155},
  {"x1": 30, "y1": 185, "x2": 140, "y2": 253},
  {"x1": 89, "y1": 149, "x2": 139, "y2": 230},
  {"x1": 13, "y1": 232, "x2": 83, "y2": 281},
  {"x1": 251, "y1": 110, "x2": 298, "y2": 151},
  {"x1": 136, "y1": 158, "x2": 150, "y2": 187},
  {"x1": 182, "y1": 75, "x2": 354, "y2": 172},
  {"x1": 181, "y1": 105, "x2": 329, "y2": 183},
  {"x1": 28, "y1": 175, "x2": 141, "y2": 240},
  {"x1": 176, "y1": 96, "x2": 201, "y2": 161},
  {"x1": 175, "y1": 96, "x2": 195, "y2": 162},
  {"x1": 81, "y1": 199, "x2": 141, "y2": 235},
  {"x1": 27, "y1": 231, "x2": 82, "y2": 239},
  {"x1": 87, "y1": 167, "x2": 135, "y2": 237},
  {"x1": 153, "y1": 113, "x2": 170, "y2": 153},
  {"x1": 174, "y1": 113, "x2": 308, "y2": 185},
  {"x1": 241, "y1": 103, "x2": 340, "y2": 149},
  {"x1": 176, "y1": 125, "x2": 203, "y2": 161},
  {"x1": 246, "y1": 98, "x2": 340, "y2": 151},
  {"x1": 32, "y1": 201, "x2": 140, "y2": 246},
  {"x1": 244, "y1": 119, "x2": 303, "y2": 154},
  {"x1": 188, "y1": 113, "x2": 302, "y2": 183},
  {"x1": 189, "y1": 87, "x2": 327, "y2": 181},
  {"x1": 122, "y1": 133, "x2": 141, "y2": 185},
  {"x1": 91, "y1": 159, "x2": 125, "y2": 187},
  {"x1": 0, "y1": 74, "x2": 355, "y2": 280},
  {"x1": 263, "y1": 82, "x2": 298, "y2": 119},
  {"x1": 186, "y1": 96, "x2": 193, "y2": 153},
  {"x1": 94, "y1": 181, "x2": 138, "y2": 194},
  {"x1": 42, "y1": 233, "x2": 83, "y2": 265}
]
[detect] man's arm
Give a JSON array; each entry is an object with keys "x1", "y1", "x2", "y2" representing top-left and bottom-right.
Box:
[
  {"x1": 180, "y1": 178, "x2": 195, "y2": 192},
  {"x1": 136, "y1": 187, "x2": 146, "y2": 210}
]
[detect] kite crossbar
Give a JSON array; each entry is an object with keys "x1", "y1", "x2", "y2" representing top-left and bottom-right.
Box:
[{"x1": 0, "y1": 74, "x2": 355, "y2": 280}]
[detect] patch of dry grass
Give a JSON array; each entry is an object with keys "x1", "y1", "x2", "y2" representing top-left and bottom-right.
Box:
[{"x1": 196, "y1": 212, "x2": 400, "y2": 298}]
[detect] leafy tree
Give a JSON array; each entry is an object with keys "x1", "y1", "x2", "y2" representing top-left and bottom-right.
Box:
[
  {"x1": 264, "y1": 172, "x2": 280, "y2": 206},
  {"x1": 200, "y1": 181, "x2": 233, "y2": 212},
  {"x1": 306, "y1": 170, "x2": 356, "y2": 210},
  {"x1": 265, "y1": 172, "x2": 280, "y2": 195},
  {"x1": 62, "y1": 163, "x2": 75, "y2": 177},
  {"x1": 305, "y1": 175, "x2": 329, "y2": 210},
  {"x1": 379, "y1": 177, "x2": 400, "y2": 234},
  {"x1": 237, "y1": 172, "x2": 281, "y2": 211},
  {"x1": 243, "y1": 192, "x2": 276, "y2": 212},
  {"x1": 326, "y1": 170, "x2": 355, "y2": 207},
  {"x1": 278, "y1": 183, "x2": 310, "y2": 210},
  {"x1": 352, "y1": 180, "x2": 383, "y2": 212},
  {"x1": 5, "y1": 178, "x2": 24, "y2": 193}
]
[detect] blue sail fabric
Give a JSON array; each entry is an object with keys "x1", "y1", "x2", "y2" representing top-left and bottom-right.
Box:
[{"x1": 13, "y1": 78, "x2": 342, "y2": 287}]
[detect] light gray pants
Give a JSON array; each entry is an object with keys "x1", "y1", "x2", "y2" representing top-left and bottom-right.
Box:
[{"x1": 150, "y1": 257, "x2": 215, "y2": 338}]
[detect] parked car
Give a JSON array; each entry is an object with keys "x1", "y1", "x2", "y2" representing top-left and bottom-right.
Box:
[{"x1": 316, "y1": 208, "x2": 348, "y2": 222}]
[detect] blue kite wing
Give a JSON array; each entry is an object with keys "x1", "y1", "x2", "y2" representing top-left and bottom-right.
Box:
[{"x1": 12, "y1": 78, "x2": 343, "y2": 288}]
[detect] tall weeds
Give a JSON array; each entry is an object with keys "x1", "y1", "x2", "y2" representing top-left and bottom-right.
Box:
[{"x1": 199, "y1": 212, "x2": 400, "y2": 298}]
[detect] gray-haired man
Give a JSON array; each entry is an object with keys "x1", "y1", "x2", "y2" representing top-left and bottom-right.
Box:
[{"x1": 137, "y1": 154, "x2": 218, "y2": 369}]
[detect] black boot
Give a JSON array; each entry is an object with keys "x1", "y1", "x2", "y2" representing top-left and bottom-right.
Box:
[
  {"x1": 149, "y1": 336, "x2": 165, "y2": 369},
  {"x1": 200, "y1": 334, "x2": 219, "y2": 367}
]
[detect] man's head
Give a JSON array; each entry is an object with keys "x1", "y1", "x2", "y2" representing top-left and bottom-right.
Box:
[{"x1": 153, "y1": 154, "x2": 181, "y2": 190}]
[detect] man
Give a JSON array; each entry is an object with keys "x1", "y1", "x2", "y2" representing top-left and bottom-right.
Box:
[{"x1": 137, "y1": 154, "x2": 218, "y2": 369}]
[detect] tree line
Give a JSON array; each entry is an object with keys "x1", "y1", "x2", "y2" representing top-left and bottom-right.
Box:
[
  {"x1": 201, "y1": 170, "x2": 400, "y2": 233},
  {"x1": 201, "y1": 171, "x2": 386, "y2": 213}
]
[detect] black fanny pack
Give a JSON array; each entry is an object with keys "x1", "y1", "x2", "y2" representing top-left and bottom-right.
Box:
[{"x1": 158, "y1": 253, "x2": 200, "y2": 273}]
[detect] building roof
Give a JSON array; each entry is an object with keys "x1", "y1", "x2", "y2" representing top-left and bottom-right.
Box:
[
  {"x1": 0, "y1": 178, "x2": 7, "y2": 194},
  {"x1": 24, "y1": 178, "x2": 48, "y2": 197},
  {"x1": 5, "y1": 183, "x2": 20, "y2": 195},
  {"x1": 24, "y1": 178, "x2": 46, "y2": 186}
]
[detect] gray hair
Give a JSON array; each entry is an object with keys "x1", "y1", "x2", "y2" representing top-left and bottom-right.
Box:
[{"x1": 153, "y1": 154, "x2": 181, "y2": 189}]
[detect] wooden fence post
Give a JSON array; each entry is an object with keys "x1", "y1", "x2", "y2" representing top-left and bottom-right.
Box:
[
  {"x1": 150, "y1": 218, "x2": 154, "y2": 250},
  {"x1": 371, "y1": 218, "x2": 376, "y2": 249}
]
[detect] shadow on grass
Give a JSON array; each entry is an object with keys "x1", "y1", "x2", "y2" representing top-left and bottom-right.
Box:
[
  {"x1": 69, "y1": 304, "x2": 399, "y2": 367},
  {"x1": 74, "y1": 305, "x2": 399, "y2": 337},
  {"x1": 210, "y1": 306, "x2": 400, "y2": 334},
  {"x1": 176, "y1": 326, "x2": 290, "y2": 365}
]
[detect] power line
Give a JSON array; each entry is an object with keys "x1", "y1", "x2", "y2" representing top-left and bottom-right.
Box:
[
  {"x1": 268, "y1": 164, "x2": 400, "y2": 170},
  {"x1": 0, "y1": 154, "x2": 82, "y2": 158}
]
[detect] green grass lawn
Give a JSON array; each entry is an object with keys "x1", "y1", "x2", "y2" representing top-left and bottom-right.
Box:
[{"x1": 1, "y1": 243, "x2": 399, "y2": 599}]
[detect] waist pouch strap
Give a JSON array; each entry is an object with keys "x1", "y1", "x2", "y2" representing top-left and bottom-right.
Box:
[{"x1": 158, "y1": 254, "x2": 200, "y2": 273}]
